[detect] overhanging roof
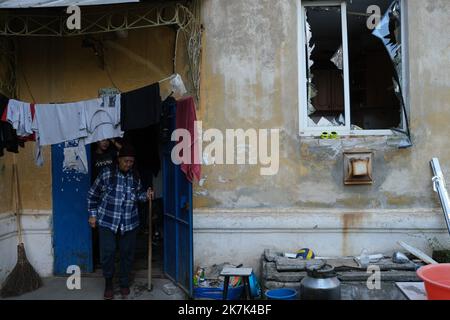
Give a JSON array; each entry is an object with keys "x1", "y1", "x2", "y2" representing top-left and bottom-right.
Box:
[{"x1": 0, "y1": 0, "x2": 139, "y2": 8}]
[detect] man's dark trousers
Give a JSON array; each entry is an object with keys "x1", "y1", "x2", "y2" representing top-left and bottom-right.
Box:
[{"x1": 99, "y1": 226, "x2": 137, "y2": 288}]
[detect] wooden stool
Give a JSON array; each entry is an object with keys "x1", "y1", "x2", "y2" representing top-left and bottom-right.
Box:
[{"x1": 221, "y1": 267, "x2": 253, "y2": 300}]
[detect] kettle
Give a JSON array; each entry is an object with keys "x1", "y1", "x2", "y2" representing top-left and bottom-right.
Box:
[{"x1": 300, "y1": 264, "x2": 341, "y2": 300}]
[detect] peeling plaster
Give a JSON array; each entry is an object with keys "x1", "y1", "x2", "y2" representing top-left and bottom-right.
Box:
[{"x1": 196, "y1": 0, "x2": 450, "y2": 211}]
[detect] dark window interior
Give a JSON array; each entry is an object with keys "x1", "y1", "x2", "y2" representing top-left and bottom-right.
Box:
[
  {"x1": 305, "y1": 0, "x2": 402, "y2": 130},
  {"x1": 347, "y1": 0, "x2": 401, "y2": 130},
  {"x1": 306, "y1": 6, "x2": 345, "y2": 125}
]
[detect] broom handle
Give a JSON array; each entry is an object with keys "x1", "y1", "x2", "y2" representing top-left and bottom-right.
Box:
[
  {"x1": 13, "y1": 155, "x2": 24, "y2": 244},
  {"x1": 148, "y1": 198, "x2": 153, "y2": 290}
]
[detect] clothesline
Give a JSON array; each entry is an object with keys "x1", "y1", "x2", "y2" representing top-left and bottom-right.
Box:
[
  {"x1": 0, "y1": 90, "x2": 200, "y2": 183},
  {"x1": 1, "y1": 73, "x2": 186, "y2": 105},
  {"x1": 0, "y1": 74, "x2": 188, "y2": 166},
  {"x1": 158, "y1": 74, "x2": 177, "y2": 84}
]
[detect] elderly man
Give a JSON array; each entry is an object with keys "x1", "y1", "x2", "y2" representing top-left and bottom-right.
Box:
[{"x1": 87, "y1": 144, "x2": 154, "y2": 300}]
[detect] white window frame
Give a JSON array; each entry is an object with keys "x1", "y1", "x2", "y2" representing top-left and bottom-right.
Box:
[{"x1": 297, "y1": 0, "x2": 409, "y2": 137}]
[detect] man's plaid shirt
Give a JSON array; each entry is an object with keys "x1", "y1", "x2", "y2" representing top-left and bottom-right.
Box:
[{"x1": 88, "y1": 166, "x2": 147, "y2": 234}]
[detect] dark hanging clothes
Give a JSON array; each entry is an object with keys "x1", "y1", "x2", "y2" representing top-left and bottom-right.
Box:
[
  {"x1": 120, "y1": 83, "x2": 162, "y2": 131},
  {"x1": 0, "y1": 94, "x2": 21, "y2": 157},
  {"x1": 123, "y1": 124, "x2": 160, "y2": 178},
  {"x1": 160, "y1": 96, "x2": 177, "y2": 143}
]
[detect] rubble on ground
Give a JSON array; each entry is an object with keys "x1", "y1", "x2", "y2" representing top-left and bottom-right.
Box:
[{"x1": 261, "y1": 249, "x2": 423, "y2": 291}]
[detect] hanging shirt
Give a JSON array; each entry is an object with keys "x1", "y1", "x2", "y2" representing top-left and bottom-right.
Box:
[
  {"x1": 123, "y1": 124, "x2": 160, "y2": 178},
  {"x1": 0, "y1": 95, "x2": 20, "y2": 157},
  {"x1": 81, "y1": 95, "x2": 123, "y2": 145},
  {"x1": 32, "y1": 101, "x2": 87, "y2": 146},
  {"x1": 2, "y1": 102, "x2": 36, "y2": 142},
  {"x1": 32, "y1": 101, "x2": 87, "y2": 167},
  {"x1": 160, "y1": 96, "x2": 177, "y2": 143},
  {"x1": 63, "y1": 140, "x2": 88, "y2": 174},
  {"x1": 120, "y1": 82, "x2": 162, "y2": 131},
  {"x1": 4, "y1": 99, "x2": 33, "y2": 137}
]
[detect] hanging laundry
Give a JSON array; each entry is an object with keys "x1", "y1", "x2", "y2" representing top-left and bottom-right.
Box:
[
  {"x1": 63, "y1": 139, "x2": 88, "y2": 174},
  {"x1": 34, "y1": 133, "x2": 44, "y2": 167},
  {"x1": 0, "y1": 94, "x2": 21, "y2": 157},
  {"x1": 81, "y1": 95, "x2": 123, "y2": 145},
  {"x1": 32, "y1": 100, "x2": 87, "y2": 167},
  {"x1": 2, "y1": 101, "x2": 44, "y2": 166},
  {"x1": 160, "y1": 96, "x2": 177, "y2": 143},
  {"x1": 175, "y1": 96, "x2": 201, "y2": 183},
  {"x1": 4, "y1": 99, "x2": 33, "y2": 137},
  {"x1": 123, "y1": 124, "x2": 160, "y2": 178},
  {"x1": 120, "y1": 82, "x2": 162, "y2": 131},
  {"x1": 1, "y1": 102, "x2": 36, "y2": 141},
  {"x1": 32, "y1": 101, "x2": 88, "y2": 146}
]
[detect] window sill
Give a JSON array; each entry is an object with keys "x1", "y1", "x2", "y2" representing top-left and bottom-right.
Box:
[
  {"x1": 299, "y1": 129, "x2": 396, "y2": 137},
  {"x1": 299, "y1": 133, "x2": 411, "y2": 150}
]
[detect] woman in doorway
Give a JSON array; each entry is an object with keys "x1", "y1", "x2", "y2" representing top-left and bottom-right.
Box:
[{"x1": 91, "y1": 139, "x2": 123, "y2": 182}]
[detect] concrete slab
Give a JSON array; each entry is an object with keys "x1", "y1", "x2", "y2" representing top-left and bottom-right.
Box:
[
  {"x1": 1, "y1": 277, "x2": 187, "y2": 300},
  {"x1": 340, "y1": 282, "x2": 407, "y2": 300}
]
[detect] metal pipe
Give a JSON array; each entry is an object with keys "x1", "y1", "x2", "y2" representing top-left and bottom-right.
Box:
[{"x1": 430, "y1": 158, "x2": 450, "y2": 236}]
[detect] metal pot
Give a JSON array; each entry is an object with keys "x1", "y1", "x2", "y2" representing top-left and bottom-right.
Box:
[{"x1": 300, "y1": 264, "x2": 341, "y2": 300}]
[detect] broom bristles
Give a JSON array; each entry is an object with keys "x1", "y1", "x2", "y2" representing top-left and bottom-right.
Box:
[{"x1": 1, "y1": 243, "x2": 42, "y2": 298}]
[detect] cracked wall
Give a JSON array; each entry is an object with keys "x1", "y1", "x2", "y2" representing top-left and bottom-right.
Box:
[{"x1": 196, "y1": 0, "x2": 450, "y2": 211}]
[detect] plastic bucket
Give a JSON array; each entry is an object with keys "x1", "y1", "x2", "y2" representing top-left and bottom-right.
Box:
[
  {"x1": 194, "y1": 285, "x2": 244, "y2": 300},
  {"x1": 249, "y1": 273, "x2": 261, "y2": 298},
  {"x1": 416, "y1": 263, "x2": 450, "y2": 300},
  {"x1": 265, "y1": 288, "x2": 297, "y2": 300}
]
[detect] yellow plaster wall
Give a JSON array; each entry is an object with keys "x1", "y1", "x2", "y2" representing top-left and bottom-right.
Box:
[{"x1": 0, "y1": 26, "x2": 182, "y2": 213}]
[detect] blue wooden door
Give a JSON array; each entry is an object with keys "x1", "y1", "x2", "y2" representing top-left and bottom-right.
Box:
[
  {"x1": 52, "y1": 142, "x2": 93, "y2": 275},
  {"x1": 163, "y1": 101, "x2": 194, "y2": 297}
]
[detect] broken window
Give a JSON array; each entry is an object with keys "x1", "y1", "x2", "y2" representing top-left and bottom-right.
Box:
[
  {"x1": 305, "y1": 4, "x2": 346, "y2": 128},
  {"x1": 299, "y1": 0, "x2": 407, "y2": 135}
]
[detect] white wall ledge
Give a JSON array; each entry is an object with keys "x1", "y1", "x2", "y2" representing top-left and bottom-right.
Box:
[{"x1": 193, "y1": 208, "x2": 447, "y2": 231}]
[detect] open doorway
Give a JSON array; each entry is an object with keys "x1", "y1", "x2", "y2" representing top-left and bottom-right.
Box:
[
  {"x1": 49, "y1": 95, "x2": 194, "y2": 296},
  {"x1": 25, "y1": 2, "x2": 201, "y2": 297},
  {"x1": 89, "y1": 124, "x2": 164, "y2": 280}
]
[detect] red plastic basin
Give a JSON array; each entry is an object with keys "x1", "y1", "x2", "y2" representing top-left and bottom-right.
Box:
[{"x1": 416, "y1": 263, "x2": 450, "y2": 300}]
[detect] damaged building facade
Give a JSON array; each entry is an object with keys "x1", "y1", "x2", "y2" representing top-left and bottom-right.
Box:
[
  {"x1": 0, "y1": 0, "x2": 449, "y2": 289},
  {"x1": 194, "y1": 0, "x2": 450, "y2": 275}
]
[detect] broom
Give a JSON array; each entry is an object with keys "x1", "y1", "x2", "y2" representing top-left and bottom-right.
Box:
[{"x1": 1, "y1": 156, "x2": 42, "y2": 298}]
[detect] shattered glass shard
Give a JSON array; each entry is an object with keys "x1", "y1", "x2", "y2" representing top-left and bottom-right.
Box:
[
  {"x1": 372, "y1": 0, "x2": 402, "y2": 77},
  {"x1": 330, "y1": 45, "x2": 343, "y2": 70}
]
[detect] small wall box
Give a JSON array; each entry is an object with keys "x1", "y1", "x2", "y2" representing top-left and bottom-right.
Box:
[{"x1": 343, "y1": 151, "x2": 373, "y2": 185}]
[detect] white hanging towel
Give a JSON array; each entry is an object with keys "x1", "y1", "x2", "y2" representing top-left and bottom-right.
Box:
[
  {"x1": 32, "y1": 101, "x2": 88, "y2": 146},
  {"x1": 6, "y1": 99, "x2": 33, "y2": 137},
  {"x1": 63, "y1": 140, "x2": 88, "y2": 174},
  {"x1": 81, "y1": 94, "x2": 123, "y2": 145}
]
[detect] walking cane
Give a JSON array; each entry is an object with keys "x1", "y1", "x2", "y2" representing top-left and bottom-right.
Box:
[{"x1": 147, "y1": 194, "x2": 153, "y2": 291}]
